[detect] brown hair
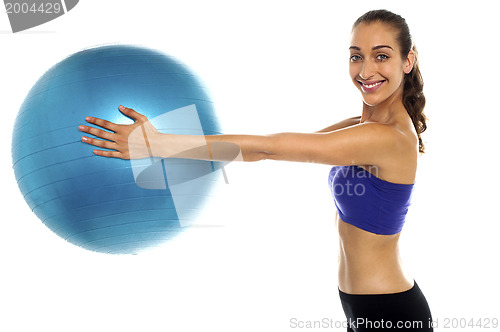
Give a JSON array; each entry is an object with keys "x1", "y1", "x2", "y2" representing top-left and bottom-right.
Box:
[{"x1": 353, "y1": 9, "x2": 427, "y2": 153}]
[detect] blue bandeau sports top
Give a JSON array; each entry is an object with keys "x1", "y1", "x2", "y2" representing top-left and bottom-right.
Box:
[{"x1": 328, "y1": 165, "x2": 414, "y2": 235}]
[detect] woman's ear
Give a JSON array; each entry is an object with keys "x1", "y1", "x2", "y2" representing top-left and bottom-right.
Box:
[{"x1": 404, "y1": 50, "x2": 416, "y2": 74}]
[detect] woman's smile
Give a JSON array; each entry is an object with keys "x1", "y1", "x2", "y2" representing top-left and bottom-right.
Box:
[{"x1": 357, "y1": 79, "x2": 386, "y2": 93}]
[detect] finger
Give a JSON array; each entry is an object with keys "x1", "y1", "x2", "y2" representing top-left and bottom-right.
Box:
[
  {"x1": 81, "y1": 136, "x2": 118, "y2": 150},
  {"x1": 92, "y1": 149, "x2": 124, "y2": 159},
  {"x1": 85, "y1": 116, "x2": 119, "y2": 132},
  {"x1": 79, "y1": 125, "x2": 115, "y2": 141},
  {"x1": 118, "y1": 105, "x2": 148, "y2": 123}
]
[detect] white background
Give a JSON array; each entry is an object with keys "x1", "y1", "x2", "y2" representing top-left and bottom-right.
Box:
[{"x1": 1, "y1": 1, "x2": 499, "y2": 331}]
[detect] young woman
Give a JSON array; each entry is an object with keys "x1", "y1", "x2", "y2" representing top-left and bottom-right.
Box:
[{"x1": 79, "y1": 9, "x2": 432, "y2": 331}]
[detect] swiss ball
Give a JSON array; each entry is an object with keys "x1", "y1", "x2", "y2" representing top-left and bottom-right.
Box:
[{"x1": 11, "y1": 45, "x2": 224, "y2": 254}]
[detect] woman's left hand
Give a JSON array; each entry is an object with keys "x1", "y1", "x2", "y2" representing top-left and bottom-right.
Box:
[{"x1": 79, "y1": 105, "x2": 160, "y2": 159}]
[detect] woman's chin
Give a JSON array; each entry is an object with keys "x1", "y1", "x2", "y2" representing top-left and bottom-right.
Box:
[{"x1": 361, "y1": 96, "x2": 382, "y2": 107}]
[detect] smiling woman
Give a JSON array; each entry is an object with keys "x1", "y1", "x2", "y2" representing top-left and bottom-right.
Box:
[
  {"x1": 78, "y1": 9, "x2": 432, "y2": 331},
  {"x1": 349, "y1": 44, "x2": 397, "y2": 93},
  {"x1": 350, "y1": 11, "x2": 427, "y2": 153}
]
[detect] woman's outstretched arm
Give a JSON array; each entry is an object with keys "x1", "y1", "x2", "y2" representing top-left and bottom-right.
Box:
[{"x1": 79, "y1": 106, "x2": 408, "y2": 166}]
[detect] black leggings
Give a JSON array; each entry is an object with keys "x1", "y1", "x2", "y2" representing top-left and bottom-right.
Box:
[{"x1": 339, "y1": 282, "x2": 433, "y2": 331}]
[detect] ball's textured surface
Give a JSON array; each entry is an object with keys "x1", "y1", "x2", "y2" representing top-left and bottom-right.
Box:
[{"x1": 12, "y1": 45, "x2": 222, "y2": 254}]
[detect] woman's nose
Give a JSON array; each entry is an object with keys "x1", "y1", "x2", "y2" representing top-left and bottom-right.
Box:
[{"x1": 359, "y1": 61, "x2": 376, "y2": 80}]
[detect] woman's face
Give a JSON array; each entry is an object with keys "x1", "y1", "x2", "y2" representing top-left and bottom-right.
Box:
[{"x1": 349, "y1": 22, "x2": 413, "y2": 107}]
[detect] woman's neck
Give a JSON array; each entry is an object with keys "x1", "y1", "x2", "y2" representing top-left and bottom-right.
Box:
[{"x1": 360, "y1": 87, "x2": 405, "y2": 124}]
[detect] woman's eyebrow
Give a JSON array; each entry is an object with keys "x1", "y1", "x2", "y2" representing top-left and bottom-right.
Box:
[
  {"x1": 349, "y1": 45, "x2": 394, "y2": 51},
  {"x1": 372, "y1": 45, "x2": 394, "y2": 51}
]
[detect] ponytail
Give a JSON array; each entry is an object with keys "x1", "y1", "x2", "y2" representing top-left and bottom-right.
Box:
[{"x1": 403, "y1": 45, "x2": 427, "y2": 153}]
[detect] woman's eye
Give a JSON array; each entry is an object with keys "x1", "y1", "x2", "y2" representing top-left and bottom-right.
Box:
[
  {"x1": 350, "y1": 55, "x2": 362, "y2": 62},
  {"x1": 376, "y1": 54, "x2": 389, "y2": 61}
]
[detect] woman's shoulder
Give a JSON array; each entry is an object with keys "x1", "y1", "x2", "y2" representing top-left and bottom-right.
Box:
[
  {"x1": 366, "y1": 109, "x2": 418, "y2": 151},
  {"x1": 358, "y1": 114, "x2": 418, "y2": 183},
  {"x1": 359, "y1": 117, "x2": 416, "y2": 150}
]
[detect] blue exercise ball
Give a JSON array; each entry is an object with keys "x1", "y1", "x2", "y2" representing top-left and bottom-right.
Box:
[{"x1": 11, "y1": 45, "x2": 223, "y2": 254}]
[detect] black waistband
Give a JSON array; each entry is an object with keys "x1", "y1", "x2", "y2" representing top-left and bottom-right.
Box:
[{"x1": 339, "y1": 281, "x2": 420, "y2": 303}]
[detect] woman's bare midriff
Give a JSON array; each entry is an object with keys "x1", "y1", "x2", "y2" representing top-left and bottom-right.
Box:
[{"x1": 338, "y1": 218, "x2": 414, "y2": 295}]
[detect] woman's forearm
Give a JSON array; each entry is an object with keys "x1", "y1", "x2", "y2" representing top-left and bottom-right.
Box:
[
  {"x1": 150, "y1": 133, "x2": 270, "y2": 162},
  {"x1": 207, "y1": 134, "x2": 270, "y2": 162}
]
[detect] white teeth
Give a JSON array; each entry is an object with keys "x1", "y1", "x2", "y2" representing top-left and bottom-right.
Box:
[{"x1": 362, "y1": 81, "x2": 382, "y2": 88}]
